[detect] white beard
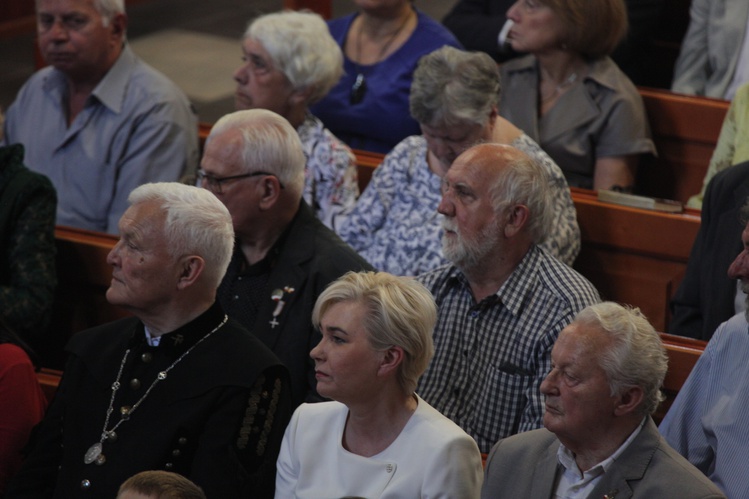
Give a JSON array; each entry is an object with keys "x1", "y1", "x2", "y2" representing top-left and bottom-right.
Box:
[{"x1": 441, "y1": 217, "x2": 501, "y2": 270}]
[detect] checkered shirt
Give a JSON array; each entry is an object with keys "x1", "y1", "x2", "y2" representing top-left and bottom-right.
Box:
[{"x1": 416, "y1": 245, "x2": 601, "y2": 453}]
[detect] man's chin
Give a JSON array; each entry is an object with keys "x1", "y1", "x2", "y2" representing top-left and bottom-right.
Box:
[
  {"x1": 105, "y1": 287, "x2": 125, "y2": 307},
  {"x1": 542, "y1": 412, "x2": 560, "y2": 429},
  {"x1": 234, "y1": 95, "x2": 252, "y2": 111}
]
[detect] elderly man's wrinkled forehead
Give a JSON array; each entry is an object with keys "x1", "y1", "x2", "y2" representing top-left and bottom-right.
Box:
[
  {"x1": 450, "y1": 143, "x2": 527, "y2": 179},
  {"x1": 120, "y1": 199, "x2": 167, "y2": 239},
  {"x1": 554, "y1": 320, "x2": 612, "y2": 372}
]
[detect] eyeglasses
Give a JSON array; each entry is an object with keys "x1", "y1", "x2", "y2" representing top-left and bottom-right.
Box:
[{"x1": 196, "y1": 169, "x2": 284, "y2": 194}]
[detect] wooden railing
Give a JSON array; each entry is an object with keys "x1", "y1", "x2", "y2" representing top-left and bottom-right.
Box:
[
  {"x1": 349, "y1": 159, "x2": 702, "y2": 333},
  {"x1": 637, "y1": 88, "x2": 729, "y2": 204},
  {"x1": 47, "y1": 226, "x2": 127, "y2": 369},
  {"x1": 36, "y1": 368, "x2": 63, "y2": 404},
  {"x1": 654, "y1": 333, "x2": 706, "y2": 423},
  {"x1": 282, "y1": 0, "x2": 331, "y2": 19},
  {"x1": 570, "y1": 188, "x2": 700, "y2": 332}
]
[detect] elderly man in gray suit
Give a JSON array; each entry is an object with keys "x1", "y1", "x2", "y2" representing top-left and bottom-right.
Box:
[{"x1": 481, "y1": 302, "x2": 725, "y2": 499}]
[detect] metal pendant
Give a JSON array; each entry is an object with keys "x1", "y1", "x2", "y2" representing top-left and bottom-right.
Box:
[
  {"x1": 349, "y1": 73, "x2": 367, "y2": 105},
  {"x1": 84, "y1": 442, "x2": 103, "y2": 464}
]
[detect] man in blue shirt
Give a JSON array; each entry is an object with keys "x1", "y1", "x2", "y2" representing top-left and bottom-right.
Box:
[
  {"x1": 2, "y1": 0, "x2": 197, "y2": 234},
  {"x1": 661, "y1": 198, "x2": 749, "y2": 498}
]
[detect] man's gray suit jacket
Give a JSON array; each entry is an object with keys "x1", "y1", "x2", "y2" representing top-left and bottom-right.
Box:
[{"x1": 481, "y1": 418, "x2": 725, "y2": 499}]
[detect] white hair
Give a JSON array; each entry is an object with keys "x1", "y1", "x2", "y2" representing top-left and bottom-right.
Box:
[
  {"x1": 128, "y1": 182, "x2": 234, "y2": 290},
  {"x1": 208, "y1": 109, "x2": 306, "y2": 199},
  {"x1": 573, "y1": 302, "x2": 668, "y2": 416},
  {"x1": 245, "y1": 10, "x2": 343, "y2": 104}
]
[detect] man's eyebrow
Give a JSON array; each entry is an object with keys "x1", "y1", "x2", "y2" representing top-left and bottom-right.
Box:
[{"x1": 452, "y1": 180, "x2": 474, "y2": 191}]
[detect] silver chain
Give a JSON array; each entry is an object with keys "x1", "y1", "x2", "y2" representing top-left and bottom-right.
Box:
[{"x1": 91, "y1": 315, "x2": 228, "y2": 457}]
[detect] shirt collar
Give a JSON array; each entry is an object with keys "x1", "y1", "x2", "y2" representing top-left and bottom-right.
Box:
[
  {"x1": 128, "y1": 301, "x2": 227, "y2": 356},
  {"x1": 445, "y1": 245, "x2": 542, "y2": 313},
  {"x1": 495, "y1": 245, "x2": 543, "y2": 317},
  {"x1": 42, "y1": 43, "x2": 136, "y2": 115},
  {"x1": 143, "y1": 326, "x2": 161, "y2": 347},
  {"x1": 91, "y1": 43, "x2": 136, "y2": 114},
  {"x1": 503, "y1": 54, "x2": 623, "y2": 93},
  {"x1": 557, "y1": 416, "x2": 647, "y2": 478}
]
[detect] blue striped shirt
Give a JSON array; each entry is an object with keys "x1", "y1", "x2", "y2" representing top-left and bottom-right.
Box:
[{"x1": 660, "y1": 312, "x2": 749, "y2": 498}]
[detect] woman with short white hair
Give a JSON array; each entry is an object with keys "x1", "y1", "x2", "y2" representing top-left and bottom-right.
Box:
[{"x1": 233, "y1": 10, "x2": 358, "y2": 230}]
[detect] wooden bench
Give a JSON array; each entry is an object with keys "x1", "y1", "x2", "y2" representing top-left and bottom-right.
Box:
[
  {"x1": 570, "y1": 188, "x2": 701, "y2": 332},
  {"x1": 36, "y1": 368, "x2": 63, "y2": 404},
  {"x1": 637, "y1": 87, "x2": 730, "y2": 204},
  {"x1": 353, "y1": 149, "x2": 384, "y2": 192},
  {"x1": 348, "y1": 87, "x2": 729, "y2": 207},
  {"x1": 202, "y1": 89, "x2": 718, "y2": 331},
  {"x1": 283, "y1": 0, "x2": 331, "y2": 19},
  {"x1": 47, "y1": 226, "x2": 128, "y2": 369},
  {"x1": 349, "y1": 153, "x2": 701, "y2": 333},
  {"x1": 654, "y1": 333, "x2": 706, "y2": 423}
]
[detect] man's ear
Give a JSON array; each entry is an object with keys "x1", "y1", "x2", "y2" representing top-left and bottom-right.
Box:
[
  {"x1": 487, "y1": 106, "x2": 498, "y2": 127},
  {"x1": 110, "y1": 13, "x2": 128, "y2": 39},
  {"x1": 503, "y1": 204, "x2": 529, "y2": 238},
  {"x1": 613, "y1": 385, "x2": 644, "y2": 417},
  {"x1": 176, "y1": 256, "x2": 205, "y2": 290},
  {"x1": 257, "y1": 175, "x2": 283, "y2": 210},
  {"x1": 377, "y1": 346, "x2": 405, "y2": 378}
]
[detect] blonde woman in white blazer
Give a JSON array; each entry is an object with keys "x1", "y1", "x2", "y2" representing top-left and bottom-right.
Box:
[{"x1": 275, "y1": 271, "x2": 483, "y2": 498}]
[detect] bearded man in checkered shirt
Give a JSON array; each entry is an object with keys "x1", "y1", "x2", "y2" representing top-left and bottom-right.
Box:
[{"x1": 416, "y1": 143, "x2": 600, "y2": 454}]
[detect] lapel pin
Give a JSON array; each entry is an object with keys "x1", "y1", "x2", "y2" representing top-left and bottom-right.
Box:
[{"x1": 269, "y1": 287, "x2": 295, "y2": 329}]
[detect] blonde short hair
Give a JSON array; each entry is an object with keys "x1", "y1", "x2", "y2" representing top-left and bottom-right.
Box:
[{"x1": 312, "y1": 272, "x2": 436, "y2": 395}]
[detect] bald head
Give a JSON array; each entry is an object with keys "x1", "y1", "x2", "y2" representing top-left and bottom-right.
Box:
[
  {"x1": 206, "y1": 109, "x2": 306, "y2": 198},
  {"x1": 451, "y1": 143, "x2": 553, "y2": 245},
  {"x1": 451, "y1": 143, "x2": 527, "y2": 183}
]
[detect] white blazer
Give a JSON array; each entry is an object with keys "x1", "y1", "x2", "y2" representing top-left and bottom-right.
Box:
[{"x1": 275, "y1": 395, "x2": 483, "y2": 498}]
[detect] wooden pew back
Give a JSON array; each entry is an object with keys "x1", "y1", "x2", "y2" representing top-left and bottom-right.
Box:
[
  {"x1": 48, "y1": 226, "x2": 128, "y2": 369},
  {"x1": 350, "y1": 151, "x2": 701, "y2": 333},
  {"x1": 353, "y1": 149, "x2": 384, "y2": 192},
  {"x1": 637, "y1": 87, "x2": 729, "y2": 204},
  {"x1": 346, "y1": 88, "x2": 730, "y2": 207},
  {"x1": 654, "y1": 333, "x2": 706, "y2": 423},
  {"x1": 36, "y1": 368, "x2": 63, "y2": 404},
  {"x1": 570, "y1": 188, "x2": 700, "y2": 332}
]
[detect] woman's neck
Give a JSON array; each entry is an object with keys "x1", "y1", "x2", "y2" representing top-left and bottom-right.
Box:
[
  {"x1": 343, "y1": 392, "x2": 418, "y2": 457},
  {"x1": 536, "y1": 52, "x2": 587, "y2": 114},
  {"x1": 347, "y1": 5, "x2": 416, "y2": 65},
  {"x1": 358, "y1": 3, "x2": 414, "y2": 35},
  {"x1": 537, "y1": 51, "x2": 585, "y2": 85}
]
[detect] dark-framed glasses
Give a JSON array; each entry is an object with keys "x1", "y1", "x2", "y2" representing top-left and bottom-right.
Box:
[{"x1": 197, "y1": 169, "x2": 284, "y2": 194}]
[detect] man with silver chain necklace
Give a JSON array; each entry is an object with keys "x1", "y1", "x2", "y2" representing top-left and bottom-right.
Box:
[{"x1": 6, "y1": 183, "x2": 292, "y2": 498}]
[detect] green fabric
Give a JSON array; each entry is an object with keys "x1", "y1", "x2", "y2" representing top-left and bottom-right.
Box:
[{"x1": 688, "y1": 82, "x2": 749, "y2": 209}]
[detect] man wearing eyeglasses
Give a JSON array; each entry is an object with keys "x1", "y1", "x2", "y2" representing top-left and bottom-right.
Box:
[{"x1": 199, "y1": 109, "x2": 373, "y2": 408}]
